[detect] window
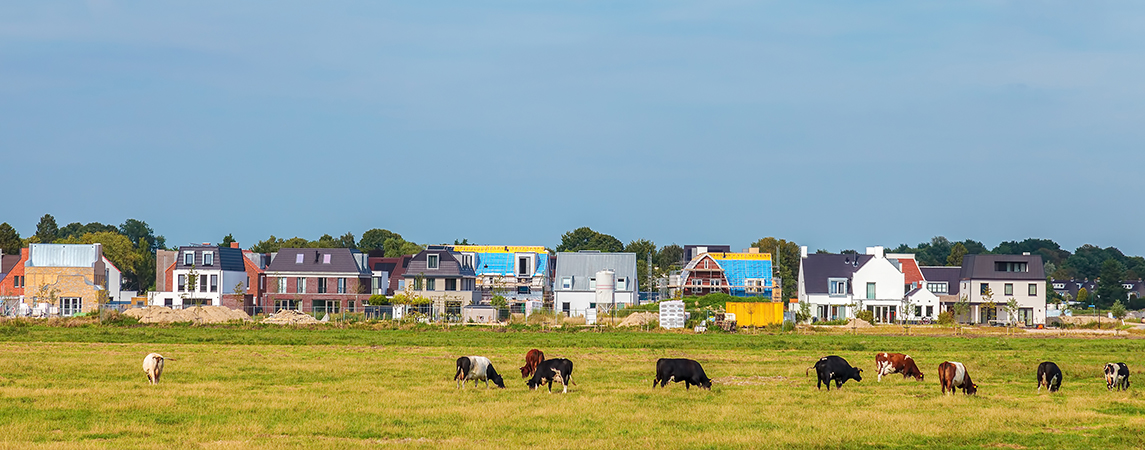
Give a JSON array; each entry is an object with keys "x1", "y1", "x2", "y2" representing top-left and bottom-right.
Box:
[
  {"x1": 337, "y1": 278, "x2": 346, "y2": 294},
  {"x1": 177, "y1": 275, "x2": 186, "y2": 292},
  {"x1": 295, "y1": 253, "x2": 304, "y2": 264},
  {"x1": 210, "y1": 275, "x2": 218, "y2": 292},
  {"x1": 710, "y1": 279, "x2": 720, "y2": 286},
  {"x1": 518, "y1": 256, "x2": 531, "y2": 276},
  {"x1": 426, "y1": 278, "x2": 436, "y2": 291},
  {"x1": 296, "y1": 277, "x2": 306, "y2": 294},
  {"x1": 184, "y1": 252, "x2": 194, "y2": 265},
  {"x1": 829, "y1": 278, "x2": 848, "y2": 296},
  {"x1": 995, "y1": 261, "x2": 1028, "y2": 273},
  {"x1": 322, "y1": 254, "x2": 331, "y2": 264},
  {"x1": 980, "y1": 283, "x2": 989, "y2": 295},
  {"x1": 445, "y1": 279, "x2": 457, "y2": 291},
  {"x1": 347, "y1": 300, "x2": 356, "y2": 312},
  {"x1": 518, "y1": 286, "x2": 530, "y2": 294},
  {"x1": 60, "y1": 297, "x2": 82, "y2": 316},
  {"x1": 616, "y1": 278, "x2": 626, "y2": 290},
  {"x1": 200, "y1": 275, "x2": 208, "y2": 292},
  {"x1": 397, "y1": 279, "x2": 406, "y2": 291},
  {"x1": 866, "y1": 282, "x2": 876, "y2": 300},
  {"x1": 246, "y1": 276, "x2": 250, "y2": 291},
  {"x1": 926, "y1": 282, "x2": 948, "y2": 294},
  {"x1": 427, "y1": 254, "x2": 439, "y2": 269},
  {"x1": 589, "y1": 277, "x2": 597, "y2": 289},
  {"x1": 1029, "y1": 283, "x2": 1037, "y2": 296},
  {"x1": 691, "y1": 279, "x2": 702, "y2": 286},
  {"x1": 926, "y1": 306, "x2": 934, "y2": 316},
  {"x1": 1004, "y1": 283, "x2": 1013, "y2": 296},
  {"x1": 317, "y1": 278, "x2": 328, "y2": 294},
  {"x1": 203, "y1": 252, "x2": 214, "y2": 266},
  {"x1": 561, "y1": 277, "x2": 572, "y2": 290},
  {"x1": 915, "y1": 306, "x2": 922, "y2": 317},
  {"x1": 277, "y1": 278, "x2": 286, "y2": 294}
]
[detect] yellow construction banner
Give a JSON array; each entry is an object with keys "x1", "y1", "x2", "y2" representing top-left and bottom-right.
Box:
[
  {"x1": 726, "y1": 302, "x2": 784, "y2": 327},
  {"x1": 710, "y1": 253, "x2": 772, "y2": 261},
  {"x1": 451, "y1": 245, "x2": 547, "y2": 254}
]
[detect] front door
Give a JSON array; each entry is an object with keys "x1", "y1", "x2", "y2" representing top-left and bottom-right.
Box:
[{"x1": 1019, "y1": 308, "x2": 1033, "y2": 326}]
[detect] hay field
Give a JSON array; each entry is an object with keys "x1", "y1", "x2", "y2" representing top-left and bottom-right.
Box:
[{"x1": 0, "y1": 326, "x2": 1143, "y2": 449}]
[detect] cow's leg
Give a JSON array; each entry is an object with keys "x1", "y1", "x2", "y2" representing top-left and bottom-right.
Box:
[
  {"x1": 652, "y1": 376, "x2": 659, "y2": 389},
  {"x1": 685, "y1": 381, "x2": 690, "y2": 390},
  {"x1": 562, "y1": 376, "x2": 568, "y2": 394}
]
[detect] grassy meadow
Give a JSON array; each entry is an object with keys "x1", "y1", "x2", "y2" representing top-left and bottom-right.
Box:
[{"x1": 0, "y1": 324, "x2": 1143, "y2": 449}]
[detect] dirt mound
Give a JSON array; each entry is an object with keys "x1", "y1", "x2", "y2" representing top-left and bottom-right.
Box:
[
  {"x1": 846, "y1": 318, "x2": 873, "y2": 328},
  {"x1": 1056, "y1": 315, "x2": 1118, "y2": 326},
  {"x1": 262, "y1": 309, "x2": 320, "y2": 325},
  {"x1": 618, "y1": 312, "x2": 659, "y2": 327},
  {"x1": 124, "y1": 306, "x2": 251, "y2": 324}
]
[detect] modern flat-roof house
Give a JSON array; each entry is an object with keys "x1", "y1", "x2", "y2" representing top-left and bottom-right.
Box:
[
  {"x1": 148, "y1": 244, "x2": 250, "y2": 309},
  {"x1": 401, "y1": 246, "x2": 479, "y2": 316},
  {"x1": 264, "y1": 248, "x2": 372, "y2": 315},
  {"x1": 957, "y1": 254, "x2": 1046, "y2": 326},
  {"x1": 553, "y1": 251, "x2": 638, "y2": 316},
  {"x1": 797, "y1": 246, "x2": 907, "y2": 323},
  {"x1": 450, "y1": 245, "x2": 549, "y2": 302}
]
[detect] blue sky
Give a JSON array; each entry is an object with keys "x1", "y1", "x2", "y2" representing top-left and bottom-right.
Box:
[{"x1": 3, "y1": 1, "x2": 1143, "y2": 254}]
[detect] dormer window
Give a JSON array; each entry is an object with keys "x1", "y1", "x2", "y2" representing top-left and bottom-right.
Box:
[
  {"x1": 295, "y1": 253, "x2": 304, "y2": 264},
  {"x1": 828, "y1": 278, "x2": 848, "y2": 296},
  {"x1": 427, "y1": 254, "x2": 439, "y2": 269},
  {"x1": 183, "y1": 252, "x2": 194, "y2": 265},
  {"x1": 203, "y1": 252, "x2": 214, "y2": 266},
  {"x1": 994, "y1": 261, "x2": 1028, "y2": 272}
]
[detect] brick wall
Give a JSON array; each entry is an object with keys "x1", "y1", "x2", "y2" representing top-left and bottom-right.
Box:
[
  {"x1": 0, "y1": 248, "x2": 28, "y2": 297},
  {"x1": 264, "y1": 275, "x2": 369, "y2": 312},
  {"x1": 24, "y1": 266, "x2": 101, "y2": 313}
]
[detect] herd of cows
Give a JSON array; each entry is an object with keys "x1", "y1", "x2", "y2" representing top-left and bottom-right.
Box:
[{"x1": 140, "y1": 350, "x2": 1133, "y2": 395}]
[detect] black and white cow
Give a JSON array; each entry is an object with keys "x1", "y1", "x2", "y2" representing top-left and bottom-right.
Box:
[
  {"x1": 808, "y1": 355, "x2": 862, "y2": 390},
  {"x1": 527, "y1": 358, "x2": 575, "y2": 393},
  {"x1": 1105, "y1": 362, "x2": 1130, "y2": 391},
  {"x1": 454, "y1": 356, "x2": 505, "y2": 389},
  {"x1": 653, "y1": 358, "x2": 712, "y2": 390},
  {"x1": 1036, "y1": 361, "x2": 1062, "y2": 392}
]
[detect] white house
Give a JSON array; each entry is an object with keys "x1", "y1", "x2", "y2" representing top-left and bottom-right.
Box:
[
  {"x1": 553, "y1": 251, "x2": 638, "y2": 316},
  {"x1": 955, "y1": 254, "x2": 1047, "y2": 326},
  {"x1": 148, "y1": 245, "x2": 249, "y2": 308},
  {"x1": 798, "y1": 246, "x2": 912, "y2": 323}
]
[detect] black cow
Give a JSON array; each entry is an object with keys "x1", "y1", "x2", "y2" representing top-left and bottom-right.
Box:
[
  {"x1": 1036, "y1": 361, "x2": 1062, "y2": 392},
  {"x1": 527, "y1": 358, "x2": 575, "y2": 393},
  {"x1": 808, "y1": 355, "x2": 862, "y2": 390},
  {"x1": 1105, "y1": 362, "x2": 1130, "y2": 391},
  {"x1": 653, "y1": 358, "x2": 712, "y2": 390}
]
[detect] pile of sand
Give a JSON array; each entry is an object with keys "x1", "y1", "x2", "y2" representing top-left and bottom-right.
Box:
[
  {"x1": 262, "y1": 309, "x2": 320, "y2": 325},
  {"x1": 618, "y1": 312, "x2": 659, "y2": 327},
  {"x1": 1056, "y1": 315, "x2": 1118, "y2": 326},
  {"x1": 846, "y1": 318, "x2": 874, "y2": 328},
  {"x1": 124, "y1": 306, "x2": 251, "y2": 324}
]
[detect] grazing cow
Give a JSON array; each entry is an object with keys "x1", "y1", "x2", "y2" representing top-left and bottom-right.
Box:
[
  {"x1": 875, "y1": 352, "x2": 924, "y2": 382},
  {"x1": 1036, "y1": 361, "x2": 1062, "y2": 392},
  {"x1": 519, "y1": 349, "x2": 545, "y2": 378},
  {"x1": 808, "y1": 356, "x2": 862, "y2": 391},
  {"x1": 653, "y1": 358, "x2": 712, "y2": 390},
  {"x1": 454, "y1": 356, "x2": 505, "y2": 389},
  {"x1": 1105, "y1": 362, "x2": 1130, "y2": 391},
  {"x1": 527, "y1": 358, "x2": 575, "y2": 393},
  {"x1": 143, "y1": 353, "x2": 165, "y2": 385},
  {"x1": 938, "y1": 361, "x2": 977, "y2": 395}
]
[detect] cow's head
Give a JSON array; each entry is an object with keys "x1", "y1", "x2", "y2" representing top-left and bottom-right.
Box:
[
  {"x1": 852, "y1": 368, "x2": 863, "y2": 382},
  {"x1": 700, "y1": 378, "x2": 713, "y2": 390},
  {"x1": 965, "y1": 383, "x2": 978, "y2": 395},
  {"x1": 487, "y1": 366, "x2": 505, "y2": 389},
  {"x1": 520, "y1": 366, "x2": 531, "y2": 378}
]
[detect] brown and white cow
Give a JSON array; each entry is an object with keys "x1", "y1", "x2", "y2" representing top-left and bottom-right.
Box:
[
  {"x1": 143, "y1": 353, "x2": 165, "y2": 385},
  {"x1": 874, "y1": 352, "x2": 920, "y2": 380},
  {"x1": 520, "y1": 349, "x2": 545, "y2": 378},
  {"x1": 875, "y1": 352, "x2": 924, "y2": 382},
  {"x1": 938, "y1": 361, "x2": 977, "y2": 395}
]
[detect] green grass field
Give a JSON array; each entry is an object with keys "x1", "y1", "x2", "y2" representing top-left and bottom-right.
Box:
[{"x1": 1, "y1": 325, "x2": 1143, "y2": 449}]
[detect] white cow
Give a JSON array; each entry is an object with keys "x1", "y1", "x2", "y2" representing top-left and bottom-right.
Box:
[
  {"x1": 454, "y1": 356, "x2": 505, "y2": 388},
  {"x1": 143, "y1": 353, "x2": 165, "y2": 384}
]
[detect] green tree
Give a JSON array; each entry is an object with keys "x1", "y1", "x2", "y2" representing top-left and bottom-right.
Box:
[
  {"x1": 1076, "y1": 287, "x2": 1089, "y2": 309},
  {"x1": 1095, "y1": 259, "x2": 1128, "y2": 308},
  {"x1": 219, "y1": 234, "x2": 236, "y2": 248},
  {"x1": 383, "y1": 237, "x2": 424, "y2": 257},
  {"x1": 118, "y1": 219, "x2": 157, "y2": 250},
  {"x1": 951, "y1": 295, "x2": 971, "y2": 332},
  {"x1": 59, "y1": 222, "x2": 118, "y2": 240},
  {"x1": 624, "y1": 239, "x2": 657, "y2": 286},
  {"x1": 555, "y1": 227, "x2": 623, "y2": 253},
  {"x1": 947, "y1": 242, "x2": 968, "y2": 266},
  {"x1": 251, "y1": 235, "x2": 285, "y2": 253},
  {"x1": 750, "y1": 237, "x2": 800, "y2": 300},
  {"x1": 358, "y1": 229, "x2": 402, "y2": 253},
  {"x1": 58, "y1": 232, "x2": 140, "y2": 281},
  {"x1": 655, "y1": 244, "x2": 684, "y2": 270},
  {"x1": 1004, "y1": 298, "x2": 1020, "y2": 333},
  {"x1": 0, "y1": 222, "x2": 21, "y2": 255},
  {"x1": 1111, "y1": 300, "x2": 1127, "y2": 331},
  {"x1": 35, "y1": 214, "x2": 59, "y2": 244}
]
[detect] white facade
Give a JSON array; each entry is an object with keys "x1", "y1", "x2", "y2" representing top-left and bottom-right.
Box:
[
  {"x1": 148, "y1": 267, "x2": 248, "y2": 308},
  {"x1": 958, "y1": 279, "x2": 1046, "y2": 326},
  {"x1": 798, "y1": 246, "x2": 911, "y2": 324},
  {"x1": 904, "y1": 287, "x2": 940, "y2": 321}
]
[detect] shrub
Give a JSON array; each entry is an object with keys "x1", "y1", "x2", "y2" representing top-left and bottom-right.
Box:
[
  {"x1": 937, "y1": 311, "x2": 955, "y2": 325},
  {"x1": 855, "y1": 310, "x2": 875, "y2": 325}
]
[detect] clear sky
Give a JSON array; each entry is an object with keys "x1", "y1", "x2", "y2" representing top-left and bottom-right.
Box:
[{"x1": 3, "y1": 1, "x2": 1143, "y2": 254}]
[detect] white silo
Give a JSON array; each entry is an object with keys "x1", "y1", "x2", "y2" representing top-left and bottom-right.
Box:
[{"x1": 595, "y1": 269, "x2": 615, "y2": 310}]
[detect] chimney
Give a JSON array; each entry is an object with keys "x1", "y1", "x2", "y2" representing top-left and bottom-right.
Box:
[
  {"x1": 800, "y1": 246, "x2": 808, "y2": 258},
  {"x1": 230, "y1": 242, "x2": 240, "y2": 249},
  {"x1": 747, "y1": 247, "x2": 759, "y2": 254},
  {"x1": 866, "y1": 246, "x2": 884, "y2": 258}
]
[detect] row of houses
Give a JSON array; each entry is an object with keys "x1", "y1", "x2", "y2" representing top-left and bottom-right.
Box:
[
  {"x1": 0, "y1": 244, "x2": 128, "y2": 316},
  {"x1": 798, "y1": 246, "x2": 1048, "y2": 326}
]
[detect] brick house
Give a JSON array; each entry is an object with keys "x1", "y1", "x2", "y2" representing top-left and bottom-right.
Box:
[
  {"x1": 22, "y1": 243, "x2": 122, "y2": 316},
  {"x1": 0, "y1": 248, "x2": 29, "y2": 300},
  {"x1": 264, "y1": 248, "x2": 371, "y2": 314}
]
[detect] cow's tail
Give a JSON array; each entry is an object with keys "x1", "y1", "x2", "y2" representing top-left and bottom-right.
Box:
[
  {"x1": 805, "y1": 365, "x2": 816, "y2": 376},
  {"x1": 454, "y1": 364, "x2": 465, "y2": 381}
]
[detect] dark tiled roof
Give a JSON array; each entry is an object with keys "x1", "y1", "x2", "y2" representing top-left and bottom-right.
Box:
[
  {"x1": 175, "y1": 246, "x2": 246, "y2": 272},
  {"x1": 1, "y1": 255, "x2": 20, "y2": 275},
  {"x1": 403, "y1": 248, "x2": 475, "y2": 279},
  {"x1": 267, "y1": 248, "x2": 370, "y2": 275},
  {"x1": 801, "y1": 253, "x2": 872, "y2": 295},
  {"x1": 960, "y1": 254, "x2": 1045, "y2": 281},
  {"x1": 920, "y1": 266, "x2": 962, "y2": 296}
]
